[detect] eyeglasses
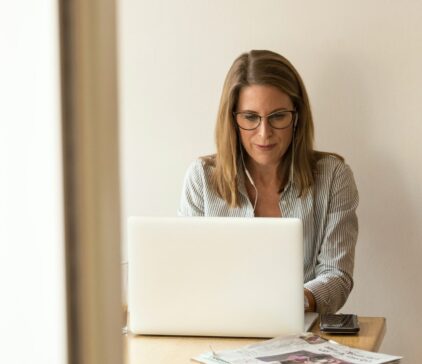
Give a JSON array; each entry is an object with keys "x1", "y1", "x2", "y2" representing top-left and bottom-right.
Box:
[{"x1": 233, "y1": 110, "x2": 297, "y2": 130}]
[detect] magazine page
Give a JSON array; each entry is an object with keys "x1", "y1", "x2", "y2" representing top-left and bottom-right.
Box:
[{"x1": 192, "y1": 333, "x2": 401, "y2": 364}]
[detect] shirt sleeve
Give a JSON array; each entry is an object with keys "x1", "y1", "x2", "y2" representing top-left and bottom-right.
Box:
[
  {"x1": 177, "y1": 160, "x2": 206, "y2": 216},
  {"x1": 304, "y1": 162, "x2": 359, "y2": 313}
]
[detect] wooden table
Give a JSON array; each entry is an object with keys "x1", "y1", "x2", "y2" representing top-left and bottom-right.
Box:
[{"x1": 123, "y1": 317, "x2": 386, "y2": 364}]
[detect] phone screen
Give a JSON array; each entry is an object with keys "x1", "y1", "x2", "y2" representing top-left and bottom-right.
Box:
[{"x1": 320, "y1": 314, "x2": 360, "y2": 334}]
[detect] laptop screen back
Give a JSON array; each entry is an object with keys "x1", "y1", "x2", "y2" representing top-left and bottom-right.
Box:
[{"x1": 128, "y1": 216, "x2": 304, "y2": 338}]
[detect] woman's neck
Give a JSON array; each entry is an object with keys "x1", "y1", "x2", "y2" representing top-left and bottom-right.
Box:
[{"x1": 245, "y1": 160, "x2": 280, "y2": 188}]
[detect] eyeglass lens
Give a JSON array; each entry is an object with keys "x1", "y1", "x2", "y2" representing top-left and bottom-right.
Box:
[{"x1": 235, "y1": 111, "x2": 294, "y2": 130}]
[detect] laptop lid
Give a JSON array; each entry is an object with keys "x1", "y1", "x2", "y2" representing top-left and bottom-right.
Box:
[{"x1": 128, "y1": 217, "x2": 304, "y2": 338}]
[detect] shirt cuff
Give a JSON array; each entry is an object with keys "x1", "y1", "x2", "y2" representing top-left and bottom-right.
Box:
[{"x1": 304, "y1": 279, "x2": 335, "y2": 314}]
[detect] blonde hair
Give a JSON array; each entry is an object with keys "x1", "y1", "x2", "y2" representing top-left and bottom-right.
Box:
[{"x1": 204, "y1": 50, "x2": 342, "y2": 207}]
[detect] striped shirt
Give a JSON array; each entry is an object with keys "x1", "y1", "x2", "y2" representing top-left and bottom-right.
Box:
[{"x1": 178, "y1": 155, "x2": 359, "y2": 314}]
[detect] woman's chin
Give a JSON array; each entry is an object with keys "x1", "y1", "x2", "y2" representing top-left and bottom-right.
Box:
[{"x1": 248, "y1": 155, "x2": 281, "y2": 168}]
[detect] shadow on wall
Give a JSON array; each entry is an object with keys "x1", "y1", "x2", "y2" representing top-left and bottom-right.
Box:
[{"x1": 315, "y1": 52, "x2": 421, "y2": 361}]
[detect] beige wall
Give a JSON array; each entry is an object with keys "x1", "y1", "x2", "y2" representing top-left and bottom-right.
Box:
[{"x1": 118, "y1": 1, "x2": 422, "y2": 362}]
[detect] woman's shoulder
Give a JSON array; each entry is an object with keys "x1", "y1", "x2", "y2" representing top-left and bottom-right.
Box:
[
  {"x1": 313, "y1": 152, "x2": 354, "y2": 179},
  {"x1": 184, "y1": 155, "x2": 216, "y2": 180},
  {"x1": 311, "y1": 151, "x2": 359, "y2": 205},
  {"x1": 311, "y1": 152, "x2": 357, "y2": 198}
]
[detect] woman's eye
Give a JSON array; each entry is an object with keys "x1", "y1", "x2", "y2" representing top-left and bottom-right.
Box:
[
  {"x1": 243, "y1": 114, "x2": 259, "y2": 122},
  {"x1": 269, "y1": 112, "x2": 287, "y2": 121}
]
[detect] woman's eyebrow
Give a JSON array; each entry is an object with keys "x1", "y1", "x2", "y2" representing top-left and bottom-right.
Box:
[
  {"x1": 236, "y1": 109, "x2": 258, "y2": 113},
  {"x1": 238, "y1": 107, "x2": 290, "y2": 114},
  {"x1": 268, "y1": 107, "x2": 290, "y2": 114}
]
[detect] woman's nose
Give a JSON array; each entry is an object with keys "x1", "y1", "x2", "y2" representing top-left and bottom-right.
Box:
[{"x1": 257, "y1": 118, "x2": 273, "y2": 138}]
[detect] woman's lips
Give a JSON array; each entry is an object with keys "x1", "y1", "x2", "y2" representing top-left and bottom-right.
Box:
[{"x1": 255, "y1": 143, "x2": 276, "y2": 151}]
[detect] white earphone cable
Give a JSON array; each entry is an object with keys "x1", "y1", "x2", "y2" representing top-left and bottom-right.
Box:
[{"x1": 239, "y1": 145, "x2": 258, "y2": 212}]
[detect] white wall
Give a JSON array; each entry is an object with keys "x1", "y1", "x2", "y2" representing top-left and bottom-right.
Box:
[
  {"x1": 0, "y1": 1, "x2": 67, "y2": 363},
  {"x1": 119, "y1": 1, "x2": 422, "y2": 362}
]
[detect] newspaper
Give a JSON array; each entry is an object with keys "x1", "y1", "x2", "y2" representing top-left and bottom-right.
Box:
[{"x1": 192, "y1": 333, "x2": 401, "y2": 364}]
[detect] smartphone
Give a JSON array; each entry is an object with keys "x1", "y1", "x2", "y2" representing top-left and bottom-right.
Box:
[{"x1": 320, "y1": 314, "x2": 360, "y2": 334}]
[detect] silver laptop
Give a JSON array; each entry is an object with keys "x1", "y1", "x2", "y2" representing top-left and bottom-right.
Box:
[{"x1": 128, "y1": 217, "x2": 311, "y2": 338}]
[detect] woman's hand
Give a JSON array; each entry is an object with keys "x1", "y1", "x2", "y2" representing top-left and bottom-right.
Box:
[{"x1": 304, "y1": 288, "x2": 316, "y2": 312}]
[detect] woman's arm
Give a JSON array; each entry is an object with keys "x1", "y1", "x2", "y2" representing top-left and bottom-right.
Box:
[{"x1": 304, "y1": 162, "x2": 359, "y2": 313}]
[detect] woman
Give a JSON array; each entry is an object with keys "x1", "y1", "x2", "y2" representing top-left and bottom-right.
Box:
[{"x1": 178, "y1": 50, "x2": 358, "y2": 314}]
